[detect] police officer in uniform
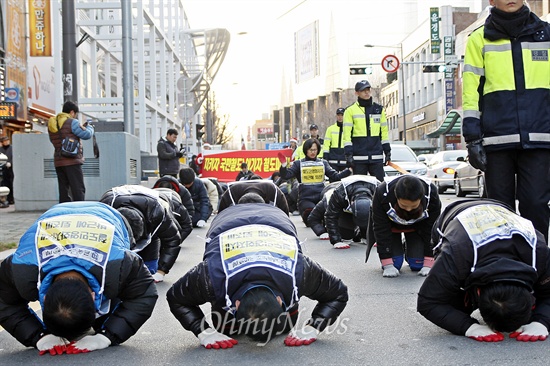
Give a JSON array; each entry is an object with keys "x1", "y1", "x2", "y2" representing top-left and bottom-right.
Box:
[
  {"x1": 462, "y1": 0, "x2": 550, "y2": 241},
  {"x1": 322, "y1": 108, "x2": 347, "y2": 171},
  {"x1": 343, "y1": 80, "x2": 390, "y2": 181}
]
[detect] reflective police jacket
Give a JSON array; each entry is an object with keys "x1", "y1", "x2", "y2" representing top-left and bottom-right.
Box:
[
  {"x1": 99, "y1": 185, "x2": 182, "y2": 274},
  {"x1": 166, "y1": 204, "x2": 348, "y2": 336},
  {"x1": 343, "y1": 99, "x2": 390, "y2": 162},
  {"x1": 462, "y1": 13, "x2": 550, "y2": 150},
  {"x1": 0, "y1": 202, "x2": 157, "y2": 347},
  {"x1": 417, "y1": 199, "x2": 550, "y2": 335},
  {"x1": 372, "y1": 176, "x2": 441, "y2": 260},
  {"x1": 325, "y1": 175, "x2": 378, "y2": 244},
  {"x1": 323, "y1": 122, "x2": 346, "y2": 167},
  {"x1": 279, "y1": 157, "x2": 351, "y2": 206}
]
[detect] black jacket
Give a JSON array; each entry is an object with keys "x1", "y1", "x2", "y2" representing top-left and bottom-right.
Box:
[
  {"x1": 153, "y1": 175, "x2": 195, "y2": 218},
  {"x1": 181, "y1": 177, "x2": 212, "y2": 225},
  {"x1": 166, "y1": 204, "x2": 348, "y2": 336},
  {"x1": 99, "y1": 186, "x2": 182, "y2": 274},
  {"x1": 307, "y1": 182, "x2": 341, "y2": 236},
  {"x1": 372, "y1": 176, "x2": 441, "y2": 260},
  {"x1": 417, "y1": 200, "x2": 550, "y2": 335},
  {"x1": 157, "y1": 137, "x2": 181, "y2": 176},
  {"x1": 325, "y1": 177, "x2": 378, "y2": 244},
  {"x1": 218, "y1": 180, "x2": 289, "y2": 215},
  {"x1": 156, "y1": 189, "x2": 193, "y2": 242}
]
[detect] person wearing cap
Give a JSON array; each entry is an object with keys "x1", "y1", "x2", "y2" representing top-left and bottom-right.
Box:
[
  {"x1": 157, "y1": 128, "x2": 183, "y2": 178},
  {"x1": 343, "y1": 80, "x2": 390, "y2": 181},
  {"x1": 0, "y1": 201, "x2": 158, "y2": 355},
  {"x1": 322, "y1": 175, "x2": 379, "y2": 249},
  {"x1": 296, "y1": 127, "x2": 324, "y2": 160},
  {"x1": 418, "y1": 199, "x2": 550, "y2": 342},
  {"x1": 166, "y1": 203, "x2": 348, "y2": 348},
  {"x1": 322, "y1": 108, "x2": 347, "y2": 171},
  {"x1": 99, "y1": 184, "x2": 182, "y2": 283},
  {"x1": 366, "y1": 175, "x2": 441, "y2": 277},
  {"x1": 0, "y1": 135, "x2": 13, "y2": 207}
]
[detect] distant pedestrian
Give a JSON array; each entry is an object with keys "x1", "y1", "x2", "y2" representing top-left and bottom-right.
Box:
[
  {"x1": 47, "y1": 101, "x2": 95, "y2": 203},
  {"x1": 157, "y1": 129, "x2": 183, "y2": 178}
]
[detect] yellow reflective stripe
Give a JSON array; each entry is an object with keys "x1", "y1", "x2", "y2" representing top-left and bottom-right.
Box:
[
  {"x1": 344, "y1": 142, "x2": 353, "y2": 147},
  {"x1": 343, "y1": 122, "x2": 353, "y2": 127},
  {"x1": 355, "y1": 155, "x2": 384, "y2": 160},
  {"x1": 381, "y1": 139, "x2": 390, "y2": 144},
  {"x1": 352, "y1": 114, "x2": 365, "y2": 119},
  {"x1": 483, "y1": 135, "x2": 520, "y2": 145},
  {"x1": 529, "y1": 133, "x2": 550, "y2": 142}
]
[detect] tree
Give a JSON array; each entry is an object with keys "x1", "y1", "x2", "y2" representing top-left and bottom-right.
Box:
[{"x1": 202, "y1": 91, "x2": 236, "y2": 147}]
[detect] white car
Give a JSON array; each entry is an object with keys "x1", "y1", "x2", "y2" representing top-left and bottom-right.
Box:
[
  {"x1": 426, "y1": 150, "x2": 468, "y2": 194},
  {"x1": 383, "y1": 144, "x2": 428, "y2": 178}
]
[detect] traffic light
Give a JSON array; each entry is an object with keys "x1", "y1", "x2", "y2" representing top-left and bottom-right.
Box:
[
  {"x1": 422, "y1": 65, "x2": 446, "y2": 73},
  {"x1": 195, "y1": 123, "x2": 205, "y2": 141},
  {"x1": 349, "y1": 67, "x2": 373, "y2": 75}
]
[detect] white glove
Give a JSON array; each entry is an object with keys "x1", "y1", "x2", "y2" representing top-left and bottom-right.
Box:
[
  {"x1": 511, "y1": 321, "x2": 549, "y2": 342},
  {"x1": 196, "y1": 220, "x2": 206, "y2": 228},
  {"x1": 319, "y1": 233, "x2": 329, "y2": 240},
  {"x1": 197, "y1": 328, "x2": 238, "y2": 349},
  {"x1": 465, "y1": 323, "x2": 504, "y2": 342},
  {"x1": 66, "y1": 334, "x2": 111, "y2": 353},
  {"x1": 284, "y1": 325, "x2": 319, "y2": 346},
  {"x1": 152, "y1": 272, "x2": 165, "y2": 283},
  {"x1": 5, "y1": 162, "x2": 11, "y2": 168},
  {"x1": 418, "y1": 266, "x2": 431, "y2": 277},
  {"x1": 333, "y1": 241, "x2": 350, "y2": 249},
  {"x1": 36, "y1": 334, "x2": 69, "y2": 355},
  {"x1": 382, "y1": 264, "x2": 400, "y2": 277}
]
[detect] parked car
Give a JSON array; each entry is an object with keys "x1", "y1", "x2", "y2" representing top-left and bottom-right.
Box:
[
  {"x1": 454, "y1": 156, "x2": 487, "y2": 198},
  {"x1": 426, "y1": 150, "x2": 468, "y2": 194},
  {"x1": 383, "y1": 144, "x2": 428, "y2": 178},
  {"x1": 417, "y1": 153, "x2": 434, "y2": 165}
]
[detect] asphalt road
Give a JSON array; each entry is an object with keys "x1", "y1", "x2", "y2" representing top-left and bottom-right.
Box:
[{"x1": 1, "y1": 193, "x2": 548, "y2": 365}]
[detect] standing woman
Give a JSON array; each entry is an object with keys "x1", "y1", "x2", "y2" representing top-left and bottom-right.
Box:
[{"x1": 279, "y1": 138, "x2": 352, "y2": 225}]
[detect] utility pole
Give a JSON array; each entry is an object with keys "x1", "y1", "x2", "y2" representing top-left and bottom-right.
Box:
[{"x1": 62, "y1": 0, "x2": 77, "y2": 103}]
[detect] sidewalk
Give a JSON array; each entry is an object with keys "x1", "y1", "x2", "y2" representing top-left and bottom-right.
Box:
[{"x1": 0, "y1": 204, "x2": 44, "y2": 260}]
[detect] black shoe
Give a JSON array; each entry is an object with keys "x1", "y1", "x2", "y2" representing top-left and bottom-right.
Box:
[{"x1": 0, "y1": 202, "x2": 9, "y2": 208}]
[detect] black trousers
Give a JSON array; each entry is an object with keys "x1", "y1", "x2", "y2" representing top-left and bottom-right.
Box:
[
  {"x1": 55, "y1": 164, "x2": 86, "y2": 203},
  {"x1": 354, "y1": 162, "x2": 385, "y2": 182},
  {"x1": 485, "y1": 149, "x2": 550, "y2": 241}
]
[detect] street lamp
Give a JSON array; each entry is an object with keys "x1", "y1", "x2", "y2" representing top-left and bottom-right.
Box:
[{"x1": 364, "y1": 44, "x2": 407, "y2": 145}]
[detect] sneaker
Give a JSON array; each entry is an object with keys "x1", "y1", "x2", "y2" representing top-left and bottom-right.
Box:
[
  {"x1": 333, "y1": 242, "x2": 350, "y2": 249},
  {"x1": 0, "y1": 202, "x2": 8, "y2": 208}
]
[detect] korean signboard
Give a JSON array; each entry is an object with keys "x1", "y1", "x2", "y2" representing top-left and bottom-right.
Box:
[{"x1": 430, "y1": 7, "x2": 440, "y2": 54}]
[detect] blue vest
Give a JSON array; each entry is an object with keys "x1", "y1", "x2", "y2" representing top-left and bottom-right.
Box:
[{"x1": 12, "y1": 201, "x2": 131, "y2": 314}]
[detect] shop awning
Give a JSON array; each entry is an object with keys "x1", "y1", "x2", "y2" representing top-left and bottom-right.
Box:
[{"x1": 427, "y1": 109, "x2": 462, "y2": 138}]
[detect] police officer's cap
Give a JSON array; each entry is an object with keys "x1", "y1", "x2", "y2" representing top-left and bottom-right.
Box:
[
  {"x1": 336, "y1": 108, "x2": 345, "y2": 115},
  {"x1": 309, "y1": 124, "x2": 319, "y2": 131},
  {"x1": 355, "y1": 80, "x2": 371, "y2": 92}
]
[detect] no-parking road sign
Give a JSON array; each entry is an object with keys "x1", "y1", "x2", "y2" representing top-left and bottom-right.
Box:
[{"x1": 381, "y1": 54, "x2": 400, "y2": 73}]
